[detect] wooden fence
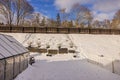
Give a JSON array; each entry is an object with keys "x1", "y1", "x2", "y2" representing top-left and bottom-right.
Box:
[{"x1": 0, "y1": 26, "x2": 120, "y2": 34}]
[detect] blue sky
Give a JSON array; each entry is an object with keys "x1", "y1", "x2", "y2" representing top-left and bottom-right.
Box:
[
  {"x1": 28, "y1": 0, "x2": 58, "y2": 19},
  {"x1": 28, "y1": 0, "x2": 120, "y2": 21}
]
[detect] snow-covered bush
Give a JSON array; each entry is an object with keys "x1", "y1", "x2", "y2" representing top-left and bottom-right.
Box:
[
  {"x1": 46, "y1": 43, "x2": 50, "y2": 49},
  {"x1": 57, "y1": 43, "x2": 62, "y2": 49},
  {"x1": 69, "y1": 42, "x2": 74, "y2": 48},
  {"x1": 37, "y1": 40, "x2": 41, "y2": 48},
  {"x1": 27, "y1": 41, "x2": 33, "y2": 48},
  {"x1": 98, "y1": 55, "x2": 104, "y2": 57}
]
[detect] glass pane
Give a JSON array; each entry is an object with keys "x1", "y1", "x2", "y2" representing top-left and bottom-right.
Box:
[
  {"x1": 5, "y1": 57, "x2": 14, "y2": 80},
  {"x1": 23, "y1": 53, "x2": 28, "y2": 69},
  {"x1": 0, "y1": 60, "x2": 5, "y2": 80},
  {"x1": 14, "y1": 56, "x2": 20, "y2": 77},
  {"x1": 20, "y1": 55, "x2": 24, "y2": 72}
]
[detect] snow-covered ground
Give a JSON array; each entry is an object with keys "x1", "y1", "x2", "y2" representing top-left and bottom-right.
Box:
[
  {"x1": 70, "y1": 34, "x2": 120, "y2": 74},
  {"x1": 3, "y1": 33, "x2": 120, "y2": 59},
  {"x1": 1, "y1": 33, "x2": 120, "y2": 79},
  {"x1": 15, "y1": 53, "x2": 120, "y2": 80}
]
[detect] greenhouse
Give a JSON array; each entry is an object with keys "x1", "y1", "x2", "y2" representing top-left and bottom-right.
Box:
[{"x1": 0, "y1": 34, "x2": 29, "y2": 80}]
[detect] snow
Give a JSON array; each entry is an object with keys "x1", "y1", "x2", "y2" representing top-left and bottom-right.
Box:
[
  {"x1": 4, "y1": 33, "x2": 120, "y2": 59},
  {"x1": 14, "y1": 53, "x2": 120, "y2": 80},
  {"x1": 70, "y1": 34, "x2": 120, "y2": 74},
  {"x1": 2, "y1": 34, "x2": 72, "y2": 48},
  {"x1": 70, "y1": 34, "x2": 120, "y2": 59},
  {"x1": 1, "y1": 33, "x2": 120, "y2": 78}
]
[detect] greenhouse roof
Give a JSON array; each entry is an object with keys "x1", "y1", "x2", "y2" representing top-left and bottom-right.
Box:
[{"x1": 0, "y1": 34, "x2": 29, "y2": 59}]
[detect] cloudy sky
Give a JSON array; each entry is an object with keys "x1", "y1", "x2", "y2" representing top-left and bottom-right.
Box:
[{"x1": 28, "y1": 0, "x2": 120, "y2": 21}]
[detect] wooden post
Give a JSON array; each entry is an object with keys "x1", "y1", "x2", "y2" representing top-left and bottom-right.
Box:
[{"x1": 112, "y1": 61, "x2": 115, "y2": 73}]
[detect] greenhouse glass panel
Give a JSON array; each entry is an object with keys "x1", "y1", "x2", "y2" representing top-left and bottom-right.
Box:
[
  {"x1": 5, "y1": 57, "x2": 14, "y2": 80},
  {"x1": 20, "y1": 55, "x2": 25, "y2": 72},
  {"x1": 23, "y1": 53, "x2": 29, "y2": 70},
  {"x1": 14, "y1": 56, "x2": 20, "y2": 77},
  {"x1": 0, "y1": 60, "x2": 5, "y2": 80},
  {"x1": 5, "y1": 36, "x2": 29, "y2": 52}
]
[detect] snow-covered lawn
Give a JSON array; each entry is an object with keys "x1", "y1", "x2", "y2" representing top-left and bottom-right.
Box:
[
  {"x1": 14, "y1": 53, "x2": 120, "y2": 80},
  {"x1": 3, "y1": 33, "x2": 120, "y2": 59},
  {"x1": 2, "y1": 33, "x2": 120, "y2": 79},
  {"x1": 70, "y1": 34, "x2": 120, "y2": 74}
]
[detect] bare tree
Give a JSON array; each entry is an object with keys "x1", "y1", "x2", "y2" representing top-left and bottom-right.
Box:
[
  {"x1": 0, "y1": 0, "x2": 34, "y2": 27},
  {"x1": 35, "y1": 13, "x2": 40, "y2": 26},
  {"x1": 61, "y1": 20, "x2": 74, "y2": 27},
  {"x1": 69, "y1": 3, "x2": 93, "y2": 28},
  {"x1": 13, "y1": 0, "x2": 34, "y2": 26},
  {"x1": 92, "y1": 20, "x2": 100, "y2": 28},
  {"x1": 111, "y1": 10, "x2": 120, "y2": 29},
  {"x1": 47, "y1": 19, "x2": 56, "y2": 27},
  {"x1": 59, "y1": 8, "x2": 68, "y2": 22},
  {"x1": 23, "y1": 19, "x2": 32, "y2": 27},
  {"x1": 0, "y1": 0, "x2": 15, "y2": 27},
  {"x1": 40, "y1": 17, "x2": 46, "y2": 26},
  {"x1": 30, "y1": 12, "x2": 41, "y2": 27},
  {"x1": 59, "y1": 3, "x2": 93, "y2": 28},
  {"x1": 103, "y1": 19, "x2": 111, "y2": 29}
]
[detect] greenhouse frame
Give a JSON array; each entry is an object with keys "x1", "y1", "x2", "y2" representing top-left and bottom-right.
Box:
[{"x1": 0, "y1": 34, "x2": 29, "y2": 80}]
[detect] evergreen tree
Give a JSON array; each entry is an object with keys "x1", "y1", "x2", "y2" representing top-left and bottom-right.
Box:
[{"x1": 56, "y1": 13, "x2": 61, "y2": 27}]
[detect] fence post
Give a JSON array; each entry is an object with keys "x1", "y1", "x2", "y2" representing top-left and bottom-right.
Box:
[
  {"x1": 112, "y1": 61, "x2": 115, "y2": 73},
  {"x1": 78, "y1": 28, "x2": 80, "y2": 33},
  {"x1": 10, "y1": 26, "x2": 12, "y2": 32},
  {"x1": 68, "y1": 28, "x2": 70, "y2": 33},
  {"x1": 34, "y1": 27, "x2": 36, "y2": 33},
  {"x1": 57, "y1": 28, "x2": 59, "y2": 33},
  {"x1": 23, "y1": 27, "x2": 25, "y2": 33},
  {"x1": 89, "y1": 29, "x2": 90, "y2": 34},
  {"x1": 46, "y1": 27, "x2": 47, "y2": 33}
]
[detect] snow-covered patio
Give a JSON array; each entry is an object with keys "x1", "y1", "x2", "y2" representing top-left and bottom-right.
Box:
[{"x1": 14, "y1": 53, "x2": 120, "y2": 80}]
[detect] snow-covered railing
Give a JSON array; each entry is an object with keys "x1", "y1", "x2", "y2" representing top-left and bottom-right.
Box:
[{"x1": 0, "y1": 26, "x2": 120, "y2": 34}]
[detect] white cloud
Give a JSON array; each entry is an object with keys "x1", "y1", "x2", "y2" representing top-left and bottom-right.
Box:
[
  {"x1": 93, "y1": 11, "x2": 115, "y2": 21},
  {"x1": 93, "y1": 0, "x2": 120, "y2": 13},
  {"x1": 54, "y1": 0, "x2": 91, "y2": 12},
  {"x1": 54, "y1": 0, "x2": 120, "y2": 21},
  {"x1": 94, "y1": 13, "x2": 110, "y2": 21}
]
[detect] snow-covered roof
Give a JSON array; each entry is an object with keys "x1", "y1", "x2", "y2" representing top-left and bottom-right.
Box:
[{"x1": 0, "y1": 34, "x2": 28, "y2": 59}]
